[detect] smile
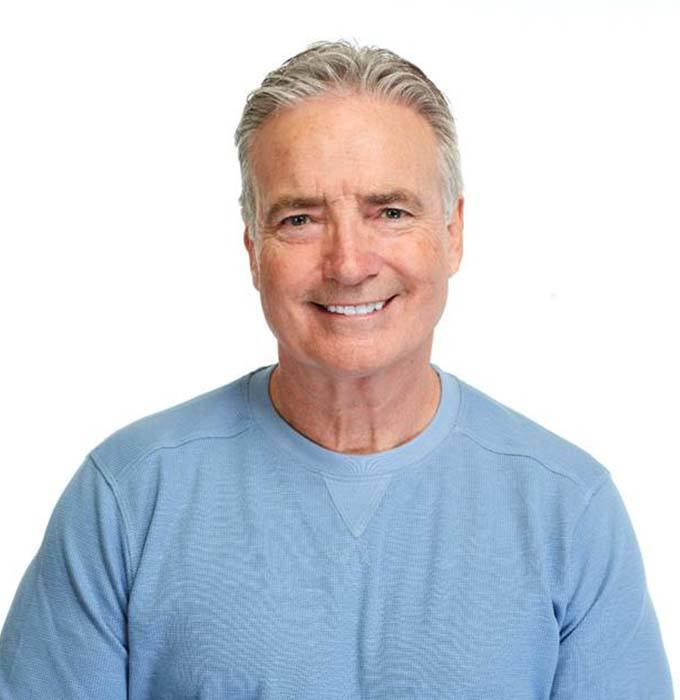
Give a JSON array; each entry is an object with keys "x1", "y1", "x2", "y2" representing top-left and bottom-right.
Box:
[{"x1": 312, "y1": 295, "x2": 398, "y2": 317}]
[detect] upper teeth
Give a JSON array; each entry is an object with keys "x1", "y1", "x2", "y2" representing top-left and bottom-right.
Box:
[{"x1": 324, "y1": 300, "x2": 387, "y2": 315}]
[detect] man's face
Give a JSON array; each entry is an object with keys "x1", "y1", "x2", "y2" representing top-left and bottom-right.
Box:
[{"x1": 244, "y1": 92, "x2": 463, "y2": 379}]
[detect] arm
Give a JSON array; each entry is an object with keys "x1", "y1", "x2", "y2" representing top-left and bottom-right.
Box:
[
  {"x1": 0, "y1": 454, "x2": 130, "y2": 698},
  {"x1": 551, "y1": 474, "x2": 674, "y2": 698}
]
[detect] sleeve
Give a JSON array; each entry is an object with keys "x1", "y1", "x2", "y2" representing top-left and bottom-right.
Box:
[
  {"x1": 550, "y1": 473, "x2": 674, "y2": 699},
  {"x1": 0, "y1": 454, "x2": 130, "y2": 699}
]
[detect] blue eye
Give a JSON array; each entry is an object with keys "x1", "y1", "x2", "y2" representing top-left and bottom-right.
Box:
[
  {"x1": 381, "y1": 208, "x2": 408, "y2": 220},
  {"x1": 281, "y1": 214, "x2": 310, "y2": 227}
]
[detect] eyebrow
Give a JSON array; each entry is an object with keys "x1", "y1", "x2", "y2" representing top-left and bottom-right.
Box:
[{"x1": 263, "y1": 189, "x2": 425, "y2": 227}]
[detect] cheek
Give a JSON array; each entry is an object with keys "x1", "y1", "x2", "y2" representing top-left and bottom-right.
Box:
[
  {"x1": 262, "y1": 245, "x2": 317, "y2": 285},
  {"x1": 395, "y1": 235, "x2": 450, "y2": 289},
  {"x1": 258, "y1": 254, "x2": 315, "y2": 321}
]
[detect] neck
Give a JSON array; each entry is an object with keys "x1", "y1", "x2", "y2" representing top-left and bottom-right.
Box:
[{"x1": 268, "y1": 352, "x2": 441, "y2": 455}]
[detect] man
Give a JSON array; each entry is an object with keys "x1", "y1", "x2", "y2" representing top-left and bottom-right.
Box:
[{"x1": 0, "y1": 39, "x2": 673, "y2": 698}]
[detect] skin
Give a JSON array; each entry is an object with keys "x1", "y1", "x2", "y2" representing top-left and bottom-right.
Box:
[{"x1": 243, "y1": 92, "x2": 464, "y2": 454}]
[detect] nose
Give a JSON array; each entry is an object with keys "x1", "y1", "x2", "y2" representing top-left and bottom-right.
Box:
[{"x1": 321, "y1": 213, "x2": 382, "y2": 286}]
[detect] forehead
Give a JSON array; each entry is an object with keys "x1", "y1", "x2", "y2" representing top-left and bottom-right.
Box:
[{"x1": 248, "y1": 93, "x2": 441, "y2": 207}]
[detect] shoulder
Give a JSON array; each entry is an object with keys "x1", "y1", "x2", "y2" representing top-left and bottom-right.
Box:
[
  {"x1": 451, "y1": 374, "x2": 609, "y2": 498},
  {"x1": 89, "y1": 366, "x2": 262, "y2": 482}
]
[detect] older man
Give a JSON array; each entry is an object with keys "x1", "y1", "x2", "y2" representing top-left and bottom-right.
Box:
[{"x1": 0, "y1": 40, "x2": 673, "y2": 698}]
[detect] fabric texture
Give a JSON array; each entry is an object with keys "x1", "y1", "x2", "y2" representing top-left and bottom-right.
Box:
[{"x1": 0, "y1": 363, "x2": 673, "y2": 698}]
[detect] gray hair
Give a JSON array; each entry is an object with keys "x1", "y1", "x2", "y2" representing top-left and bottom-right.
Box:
[{"x1": 234, "y1": 39, "x2": 463, "y2": 241}]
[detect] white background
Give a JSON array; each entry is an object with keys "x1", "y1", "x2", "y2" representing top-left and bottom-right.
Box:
[{"x1": 1, "y1": 0, "x2": 678, "y2": 687}]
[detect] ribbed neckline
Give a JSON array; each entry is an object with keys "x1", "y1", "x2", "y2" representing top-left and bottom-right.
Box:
[{"x1": 247, "y1": 362, "x2": 461, "y2": 477}]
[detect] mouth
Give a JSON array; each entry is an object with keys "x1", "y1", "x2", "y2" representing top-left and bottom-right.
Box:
[{"x1": 310, "y1": 294, "x2": 398, "y2": 318}]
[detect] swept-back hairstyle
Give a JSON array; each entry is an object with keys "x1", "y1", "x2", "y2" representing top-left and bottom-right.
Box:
[{"x1": 234, "y1": 39, "x2": 463, "y2": 240}]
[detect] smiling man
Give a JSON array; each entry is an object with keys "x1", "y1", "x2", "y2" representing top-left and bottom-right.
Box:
[
  {"x1": 0, "y1": 40, "x2": 673, "y2": 699},
  {"x1": 243, "y1": 90, "x2": 461, "y2": 456}
]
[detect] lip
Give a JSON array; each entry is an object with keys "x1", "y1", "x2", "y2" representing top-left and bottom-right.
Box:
[{"x1": 311, "y1": 294, "x2": 398, "y2": 318}]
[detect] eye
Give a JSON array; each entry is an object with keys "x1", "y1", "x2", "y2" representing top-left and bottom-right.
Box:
[
  {"x1": 380, "y1": 207, "x2": 410, "y2": 220},
  {"x1": 280, "y1": 214, "x2": 310, "y2": 227}
]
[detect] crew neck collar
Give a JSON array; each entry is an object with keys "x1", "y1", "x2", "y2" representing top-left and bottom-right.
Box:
[{"x1": 247, "y1": 362, "x2": 461, "y2": 477}]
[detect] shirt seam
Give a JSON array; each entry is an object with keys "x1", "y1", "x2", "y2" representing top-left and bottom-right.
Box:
[
  {"x1": 559, "y1": 472, "x2": 612, "y2": 643},
  {"x1": 87, "y1": 451, "x2": 136, "y2": 596},
  {"x1": 451, "y1": 425, "x2": 607, "y2": 492},
  {"x1": 113, "y1": 424, "x2": 252, "y2": 483},
  {"x1": 454, "y1": 379, "x2": 611, "y2": 491}
]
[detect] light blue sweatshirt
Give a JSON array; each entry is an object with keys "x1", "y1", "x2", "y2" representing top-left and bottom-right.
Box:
[{"x1": 0, "y1": 363, "x2": 673, "y2": 698}]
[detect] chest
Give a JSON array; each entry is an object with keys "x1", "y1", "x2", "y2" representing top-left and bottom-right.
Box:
[{"x1": 125, "y1": 472, "x2": 559, "y2": 698}]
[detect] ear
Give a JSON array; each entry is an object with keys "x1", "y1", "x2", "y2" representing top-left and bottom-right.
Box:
[
  {"x1": 243, "y1": 228, "x2": 260, "y2": 291},
  {"x1": 446, "y1": 196, "x2": 464, "y2": 278}
]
